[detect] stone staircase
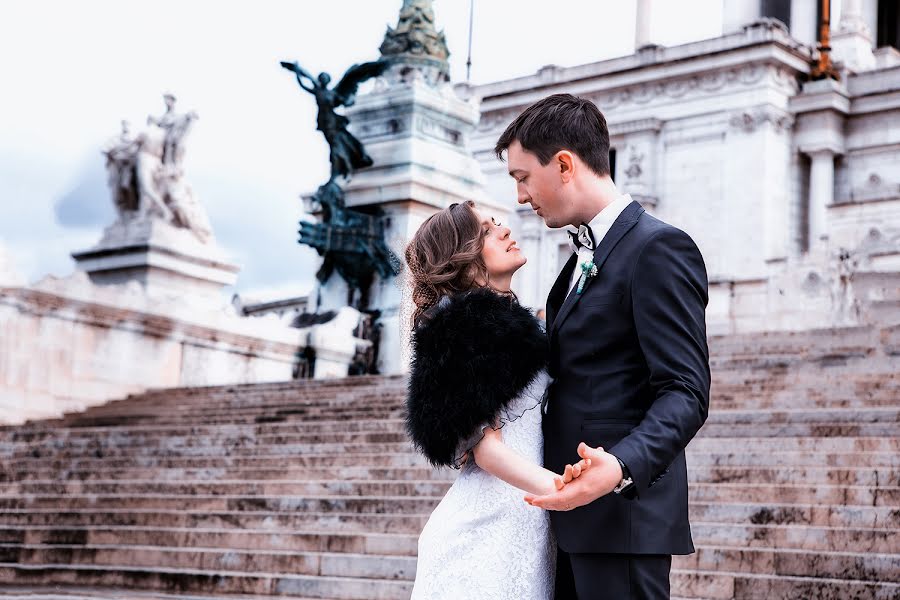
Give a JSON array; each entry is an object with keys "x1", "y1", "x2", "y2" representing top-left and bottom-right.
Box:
[{"x1": 0, "y1": 325, "x2": 898, "y2": 599}]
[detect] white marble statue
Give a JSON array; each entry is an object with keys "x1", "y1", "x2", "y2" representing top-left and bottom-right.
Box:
[{"x1": 102, "y1": 94, "x2": 211, "y2": 242}]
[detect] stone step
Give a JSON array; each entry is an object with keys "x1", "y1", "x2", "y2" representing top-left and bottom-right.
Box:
[
  {"x1": 691, "y1": 522, "x2": 898, "y2": 553},
  {"x1": 4, "y1": 419, "x2": 411, "y2": 442},
  {"x1": 688, "y1": 483, "x2": 899, "y2": 506},
  {"x1": 6, "y1": 449, "x2": 897, "y2": 477},
  {"x1": 0, "y1": 466, "x2": 455, "y2": 484},
  {"x1": 0, "y1": 585, "x2": 341, "y2": 600},
  {"x1": 688, "y1": 436, "x2": 900, "y2": 453},
  {"x1": 0, "y1": 511, "x2": 430, "y2": 535},
  {"x1": 5, "y1": 408, "x2": 897, "y2": 451},
  {"x1": 6, "y1": 442, "x2": 417, "y2": 460},
  {"x1": 3, "y1": 463, "x2": 898, "y2": 495},
  {"x1": 0, "y1": 564, "x2": 413, "y2": 600},
  {"x1": 0, "y1": 480, "x2": 456, "y2": 498},
  {"x1": 0, "y1": 495, "x2": 443, "y2": 513},
  {"x1": 689, "y1": 502, "x2": 900, "y2": 529},
  {"x1": 669, "y1": 568, "x2": 900, "y2": 600},
  {"x1": 3, "y1": 517, "x2": 892, "y2": 556},
  {"x1": 0, "y1": 431, "x2": 414, "y2": 454},
  {"x1": 8, "y1": 406, "x2": 897, "y2": 443},
  {"x1": 3, "y1": 463, "x2": 892, "y2": 487},
  {"x1": 687, "y1": 451, "x2": 899, "y2": 468},
  {"x1": 673, "y1": 546, "x2": 900, "y2": 584},
  {"x1": 1, "y1": 453, "x2": 432, "y2": 471},
  {"x1": 3, "y1": 543, "x2": 896, "y2": 585},
  {"x1": 2, "y1": 500, "x2": 895, "y2": 532},
  {"x1": 0, "y1": 546, "x2": 416, "y2": 581},
  {"x1": 0, "y1": 527, "x2": 419, "y2": 556},
  {"x1": 8, "y1": 436, "x2": 900, "y2": 462}
]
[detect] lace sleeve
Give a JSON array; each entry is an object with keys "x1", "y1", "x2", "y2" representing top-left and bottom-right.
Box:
[{"x1": 450, "y1": 370, "x2": 551, "y2": 469}]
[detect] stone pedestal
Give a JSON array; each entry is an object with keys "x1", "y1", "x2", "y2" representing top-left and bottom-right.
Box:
[{"x1": 72, "y1": 217, "x2": 239, "y2": 305}]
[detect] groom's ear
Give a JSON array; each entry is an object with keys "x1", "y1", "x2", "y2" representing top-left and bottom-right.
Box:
[{"x1": 556, "y1": 151, "x2": 575, "y2": 183}]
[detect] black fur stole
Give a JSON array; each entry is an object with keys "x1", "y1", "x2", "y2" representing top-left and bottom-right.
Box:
[{"x1": 406, "y1": 288, "x2": 549, "y2": 467}]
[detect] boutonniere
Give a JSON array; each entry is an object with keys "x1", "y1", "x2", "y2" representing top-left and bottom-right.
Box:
[{"x1": 576, "y1": 260, "x2": 599, "y2": 295}]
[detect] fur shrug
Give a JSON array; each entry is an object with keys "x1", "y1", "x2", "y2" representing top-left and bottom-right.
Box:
[{"x1": 406, "y1": 288, "x2": 549, "y2": 467}]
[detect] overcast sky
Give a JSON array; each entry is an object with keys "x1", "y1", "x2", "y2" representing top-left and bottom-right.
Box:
[{"x1": 0, "y1": 0, "x2": 731, "y2": 299}]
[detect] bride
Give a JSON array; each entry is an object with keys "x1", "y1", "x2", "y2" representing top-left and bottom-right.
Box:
[{"x1": 404, "y1": 200, "x2": 592, "y2": 599}]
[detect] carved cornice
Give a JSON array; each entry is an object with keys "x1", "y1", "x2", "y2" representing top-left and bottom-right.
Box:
[{"x1": 477, "y1": 64, "x2": 800, "y2": 132}]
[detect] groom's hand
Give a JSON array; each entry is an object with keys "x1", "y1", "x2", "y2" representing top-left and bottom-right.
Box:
[{"x1": 524, "y1": 443, "x2": 622, "y2": 510}]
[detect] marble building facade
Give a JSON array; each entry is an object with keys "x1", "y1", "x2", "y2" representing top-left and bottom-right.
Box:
[{"x1": 465, "y1": 0, "x2": 900, "y2": 335}]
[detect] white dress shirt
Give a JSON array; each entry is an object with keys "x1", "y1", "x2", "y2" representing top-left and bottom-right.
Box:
[{"x1": 567, "y1": 193, "x2": 634, "y2": 296}]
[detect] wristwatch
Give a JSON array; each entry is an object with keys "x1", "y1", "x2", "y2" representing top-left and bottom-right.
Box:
[{"x1": 611, "y1": 455, "x2": 635, "y2": 495}]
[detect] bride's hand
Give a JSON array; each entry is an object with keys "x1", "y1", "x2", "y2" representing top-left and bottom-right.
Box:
[{"x1": 553, "y1": 448, "x2": 601, "y2": 490}]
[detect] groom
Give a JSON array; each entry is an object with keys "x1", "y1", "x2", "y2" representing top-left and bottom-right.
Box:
[{"x1": 494, "y1": 94, "x2": 711, "y2": 599}]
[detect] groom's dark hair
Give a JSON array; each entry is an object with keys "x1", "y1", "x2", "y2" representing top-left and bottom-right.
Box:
[{"x1": 494, "y1": 93, "x2": 611, "y2": 177}]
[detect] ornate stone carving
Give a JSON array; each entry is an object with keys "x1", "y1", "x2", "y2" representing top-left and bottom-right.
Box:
[
  {"x1": 379, "y1": 0, "x2": 450, "y2": 84},
  {"x1": 625, "y1": 147, "x2": 644, "y2": 180},
  {"x1": 729, "y1": 106, "x2": 794, "y2": 134}
]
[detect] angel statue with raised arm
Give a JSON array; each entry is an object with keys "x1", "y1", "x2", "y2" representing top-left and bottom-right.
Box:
[{"x1": 281, "y1": 59, "x2": 388, "y2": 182}]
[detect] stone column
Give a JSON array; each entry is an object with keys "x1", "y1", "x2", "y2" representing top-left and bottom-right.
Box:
[
  {"x1": 722, "y1": 0, "x2": 762, "y2": 33},
  {"x1": 832, "y1": 0, "x2": 876, "y2": 72},
  {"x1": 790, "y1": 0, "x2": 819, "y2": 46},
  {"x1": 808, "y1": 149, "x2": 835, "y2": 245},
  {"x1": 635, "y1": 0, "x2": 654, "y2": 49}
]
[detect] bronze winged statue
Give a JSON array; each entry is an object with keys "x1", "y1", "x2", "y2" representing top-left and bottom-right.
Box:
[{"x1": 281, "y1": 60, "x2": 389, "y2": 182}]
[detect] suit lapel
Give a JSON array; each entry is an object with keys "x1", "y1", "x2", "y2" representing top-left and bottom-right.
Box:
[
  {"x1": 546, "y1": 252, "x2": 577, "y2": 332},
  {"x1": 550, "y1": 201, "x2": 645, "y2": 339}
]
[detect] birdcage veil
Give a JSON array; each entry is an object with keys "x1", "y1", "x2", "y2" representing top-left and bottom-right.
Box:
[{"x1": 395, "y1": 231, "x2": 442, "y2": 368}]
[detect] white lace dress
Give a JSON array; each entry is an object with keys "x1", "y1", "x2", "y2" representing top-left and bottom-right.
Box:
[{"x1": 411, "y1": 370, "x2": 555, "y2": 600}]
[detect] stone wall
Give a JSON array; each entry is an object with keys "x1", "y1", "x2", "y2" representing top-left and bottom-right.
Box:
[{"x1": 0, "y1": 273, "x2": 305, "y2": 425}]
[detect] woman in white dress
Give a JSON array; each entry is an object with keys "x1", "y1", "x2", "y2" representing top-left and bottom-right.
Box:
[{"x1": 404, "y1": 200, "x2": 591, "y2": 600}]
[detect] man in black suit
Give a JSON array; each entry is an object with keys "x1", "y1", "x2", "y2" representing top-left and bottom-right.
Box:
[{"x1": 495, "y1": 94, "x2": 711, "y2": 599}]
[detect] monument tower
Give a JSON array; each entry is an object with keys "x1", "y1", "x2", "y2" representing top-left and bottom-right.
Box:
[{"x1": 301, "y1": 0, "x2": 505, "y2": 375}]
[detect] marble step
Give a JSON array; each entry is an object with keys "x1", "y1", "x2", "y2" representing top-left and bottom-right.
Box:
[
  {"x1": 674, "y1": 545, "x2": 900, "y2": 584},
  {"x1": 670, "y1": 568, "x2": 900, "y2": 600},
  {"x1": 0, "y1": 480, "x2": 457, "y2": 498},
  {"x1": 9, "y1": 404, "x2": 900, "y2": 444},
  {"x1": 0, "y1": 453, "x2": 432, "y2": 472},
  {"x1": 2, "y1": 500, "x2": 896, "y2": 531},
  {"x1": 3, "y1": 518, "x2": 894, "y2": 554},
  {"x1": 5, "y1": 407, "x2": 897, "y2": 450},
  {"x1": 4, "y1": 462, "x2": 899, "y2": 495},
  {"x1": 0, "y1": 564, "x2": 413, "y2": 600},
  {"x1": 2, "y1": 464, "x2": 892, "y2": 487},
  {"x1": 0, "y1": 511, "x2": 431, "y2": 535},
  {"x1": 0, "y1": 527, "x2": 419, "y2": 556},
  {"x1": 0, "y1": 483, "x2": 896, "y2": 511},
  {"x1": 6, "y1": 449, "x2": 897, "y2": 477},
  {"x1": 0, "y1": 546, "x2": 415, "y2": 581},
  {"x1": 5, "y1": 419, "x2": 412, "y2": 442},
  {"x1": 0, "y1": 586, "x2": 341, "y2": 600},
  {"x1": 0, "y1": 495, "x2": 444, "y2": 513},
  {"x1": 8, "y1": 435, "x2": 900, "y2": 461},
  {"x1": 0, "y1": 466, "x2": 455, "y2": 484},
  {"x1": 2, "y1": 543, "x2": 897, "y2": 584},
  {"x1": 2, "y1": 564, "x2": 896, "y2": 600}
]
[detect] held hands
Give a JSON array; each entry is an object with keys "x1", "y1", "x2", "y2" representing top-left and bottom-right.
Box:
[
  {"x1": 551, "y1": 453, "x2": 595, "y2": 491},
  {"x1": 525, "y1": 443, "x2": 622, "y2": 510}
]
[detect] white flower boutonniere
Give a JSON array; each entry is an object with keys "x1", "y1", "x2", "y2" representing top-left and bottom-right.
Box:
[{"x1": 576, "y1": 260, "x2": 599, "y2": 295}]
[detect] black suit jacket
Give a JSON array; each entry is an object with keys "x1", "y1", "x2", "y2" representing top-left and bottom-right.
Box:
[{"x1": 544, "y1": 200, "x2": 710, "y2": 555}]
